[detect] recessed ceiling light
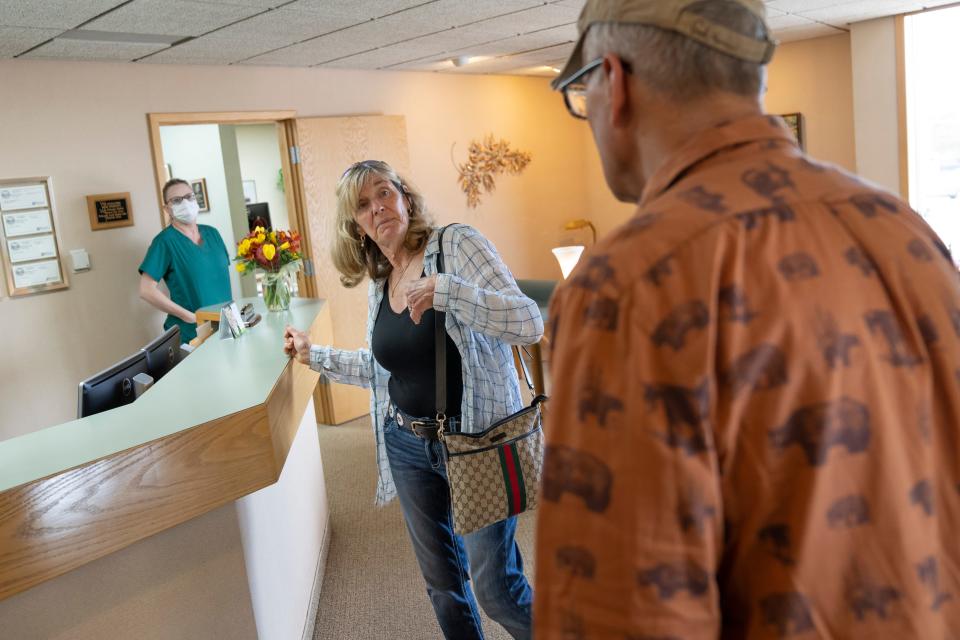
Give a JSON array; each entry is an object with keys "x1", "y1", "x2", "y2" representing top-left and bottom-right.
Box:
[{"x1": 449, "y1": 55, "x2": 487, "y2": 67}]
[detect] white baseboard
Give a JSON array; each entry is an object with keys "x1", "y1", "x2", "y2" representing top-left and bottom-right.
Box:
[{"x1": 301, "y1": 509, "x2": 332, "y2": 640}]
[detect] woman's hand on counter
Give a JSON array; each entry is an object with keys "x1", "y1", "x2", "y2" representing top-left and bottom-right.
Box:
[{"x1": 283, "y1": 325, "x2": 312, "y2": 365}]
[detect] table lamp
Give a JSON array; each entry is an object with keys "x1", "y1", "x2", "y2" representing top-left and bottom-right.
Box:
[{"x1": 552, "y1": 219, "x2": 596, "y2": 278}]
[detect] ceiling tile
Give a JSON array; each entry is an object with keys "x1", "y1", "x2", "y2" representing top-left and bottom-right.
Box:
[
  {"x1": 201, "y1": 0, "x2": 290, "y2": 7},
  {"x1": 290, "y1": 0, "x2": 436, "y2": 19},
  {"x1": 765, "y1": 0, "x2": 852, "y2": 12},
  {"x1": 84, "y1": 0, "x2": 263, "y2": 37},
  {"x1": 193, "y1": 6, "x2": 358, "y2": 43},
  {"x1": 767, "y1": 13, "x2": 818, "y2": 29},
  {"x1": 0, "y1": 26, "x2": 60, "y2": 57},
  {"x1": 21, "y1": 37, "x2": 169, "y2": 60},
  {"x1": 0, "y1": 0, "x2": 128, "y2": 29},
  {"x1": 774, "y1": 23, "x2": 844, "y2": 42}
]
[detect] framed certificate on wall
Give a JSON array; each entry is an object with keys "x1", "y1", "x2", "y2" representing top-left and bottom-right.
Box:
[{"x1": 0, "y1": 177, "x2": 69, "y2": 297}]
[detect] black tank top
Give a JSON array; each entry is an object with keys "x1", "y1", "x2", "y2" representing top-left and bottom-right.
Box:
[{"x1": 371, "y1": 278, "x2": 463, "y2": 418}]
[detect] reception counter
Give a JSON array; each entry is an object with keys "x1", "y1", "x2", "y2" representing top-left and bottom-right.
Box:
[{"x1": 0, "y1": 297, "x2": 332, "y2": 639}]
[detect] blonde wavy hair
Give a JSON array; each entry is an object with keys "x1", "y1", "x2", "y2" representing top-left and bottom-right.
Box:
[{"x1": 332, "y1": 160, "x2": 434, "y2": 288}]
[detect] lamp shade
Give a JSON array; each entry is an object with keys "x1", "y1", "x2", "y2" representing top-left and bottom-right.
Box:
[{"x1": 552, "y1": 245, "x2": 585, "y2": 279}]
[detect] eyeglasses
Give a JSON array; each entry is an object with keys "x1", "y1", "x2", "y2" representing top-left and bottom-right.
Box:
[
  {"x1": 556, "y1": 57, "x2": 632, "y2": 120},
  {"x1": 165, "y1": 192, "x2": 196, "y2": 206}
]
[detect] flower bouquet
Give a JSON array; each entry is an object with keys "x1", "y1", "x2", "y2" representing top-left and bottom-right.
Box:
[{"x1": 235, "y1": 227, "x2": 302, "y2": 312}]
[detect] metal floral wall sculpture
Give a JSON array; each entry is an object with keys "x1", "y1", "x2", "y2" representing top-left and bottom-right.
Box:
[{"x1": 453, "y1": 135, "x2": 532, "y2": 208}]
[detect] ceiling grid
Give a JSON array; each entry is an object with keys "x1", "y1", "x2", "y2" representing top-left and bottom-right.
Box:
[{"x1": 0, "y1": 0, "x2": 954, "y2": 75}]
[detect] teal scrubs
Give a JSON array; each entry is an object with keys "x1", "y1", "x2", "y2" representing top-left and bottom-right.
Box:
[{"x1": 139, "y1": 224, "x2": 232, "y2": 343}]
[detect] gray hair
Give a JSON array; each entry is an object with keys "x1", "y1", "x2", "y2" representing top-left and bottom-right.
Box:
[{"x1": 584, "y1": 1, "x2": 769, "y2": 100}]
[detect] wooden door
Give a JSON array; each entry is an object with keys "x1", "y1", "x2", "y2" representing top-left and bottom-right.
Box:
[{"x1": 286, "y1": 115, "x2": 411, "y2": 424}]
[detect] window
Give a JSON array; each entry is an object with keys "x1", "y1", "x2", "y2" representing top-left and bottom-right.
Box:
[{"x1": 904, "y1": 6, "x2": 960, "y2": 263}]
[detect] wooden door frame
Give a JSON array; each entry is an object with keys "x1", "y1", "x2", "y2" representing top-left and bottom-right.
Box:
[{"x1": 146, "y1": 110, "x2": 316, "y2": 299}]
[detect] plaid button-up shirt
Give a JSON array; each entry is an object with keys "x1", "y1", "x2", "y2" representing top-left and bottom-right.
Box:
[{"x1": 310, "y1": 223, "x2": 544, "y2": 505}]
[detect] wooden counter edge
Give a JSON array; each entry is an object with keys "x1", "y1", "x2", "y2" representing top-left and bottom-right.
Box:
[{"x1": 0, "y1": 310, "x2": 327, "y2": 602}]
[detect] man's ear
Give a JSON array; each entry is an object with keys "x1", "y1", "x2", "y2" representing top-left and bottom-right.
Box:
[{"x1": 603, "y1": 54, "x2": 631, "y2": 128}]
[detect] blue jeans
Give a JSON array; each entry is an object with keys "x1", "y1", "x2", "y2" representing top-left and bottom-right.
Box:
[{"x1": 384, "y1": 415, "x2": 533, "y2": 639}]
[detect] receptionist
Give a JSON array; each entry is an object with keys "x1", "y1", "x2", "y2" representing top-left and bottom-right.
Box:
[{"x1": 138, "y1": 178, "x2": 232, "y2": 343}]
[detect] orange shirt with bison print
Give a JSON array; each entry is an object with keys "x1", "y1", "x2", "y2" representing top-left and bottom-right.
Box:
[{"x1": 534, "y1": 115, "x2": 960, "y2": 640}]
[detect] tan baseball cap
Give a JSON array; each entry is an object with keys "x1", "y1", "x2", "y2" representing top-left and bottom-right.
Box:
[{"x1": 551, "y1": 0, "x2": 776, "y2": 89}]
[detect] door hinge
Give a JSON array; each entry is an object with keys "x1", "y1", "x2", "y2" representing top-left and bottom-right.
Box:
[
  {"x1": 289, "y1": 145, "x2": 301, "y2": 165},
  {"x1": 303, "y1": 257, "x2": 315, "y2": 277}
]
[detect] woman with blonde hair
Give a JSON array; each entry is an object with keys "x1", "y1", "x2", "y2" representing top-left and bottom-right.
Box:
[{"x1": 283, "y1": 160, "x2": 542, "y2": 639}]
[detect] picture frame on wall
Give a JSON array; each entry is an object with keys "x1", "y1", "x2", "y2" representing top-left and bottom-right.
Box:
[
  {"x1": 190, "y1": 178, "x2": 209, "y2": 212},
  {"x1": 86, "y1": 192, "x2": 134, "y2": 231},
  {"x1": 780, "y1": 113, "x2": 805, "y2": 150}
]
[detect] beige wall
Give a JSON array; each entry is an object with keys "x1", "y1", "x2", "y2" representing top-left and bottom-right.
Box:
[
  {"x1": 582, "y1": 34, "x2": 860, "y2": 242},
  {"x1": 765, "y1": 33, "x2": 857, "y2": 173},
  {"x1": 0, "y1": 31, "x2": 866, "y2": 438},
  {"x1": 0, "y1": 59, "x2": 586, "y2": 439}
]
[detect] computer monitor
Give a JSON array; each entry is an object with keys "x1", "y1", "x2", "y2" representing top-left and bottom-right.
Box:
[
  {"x1": 142, "y1": 325, "x2": 180, "y2": 382},
  {"x1": 77, "y1": 351, "x2": 150, "y2": 419},
  {"x1": 246, "y1": 202, "x2": 271, "y2": 232}
]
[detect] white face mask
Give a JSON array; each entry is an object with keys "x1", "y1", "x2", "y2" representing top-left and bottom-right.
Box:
[{"x1": 170, "y1": 199, "x2": 200, "y2": 224}]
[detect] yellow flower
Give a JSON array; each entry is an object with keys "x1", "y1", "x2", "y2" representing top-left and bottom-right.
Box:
[
  {"x1": 269, "y1": 231, "x2": 277, "y2": 243},
  {"x1": 236, "y1": 262, "x2": 246, "y2": 273},
  {"x1": 280, "y1": 241, "x2": 290, "y2": 250},
  {"x1": 238, "y1": 238, "x2": 251, "y2": 256},
  {"x1": 253, "y1": 226, "x2": 265, "y2": 235},
  {"x1": 256, "y1": 233, "x2": 266, "y2": 244},
  {"x1": 262, "y1": 243, "x2": 276, "y2": 261}
]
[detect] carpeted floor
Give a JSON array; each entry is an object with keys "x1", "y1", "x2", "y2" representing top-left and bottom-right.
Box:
[{"x1": 312, "y1": 417, "x2": 536, "y2": 640}]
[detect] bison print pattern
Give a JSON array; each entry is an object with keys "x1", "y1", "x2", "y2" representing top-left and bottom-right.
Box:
[
  {"x1": 827, "y1": 495, "x2": 871, "y2": 529},
  {"x1": 910, "y1": 479, "x2": 934, "y2": 516},
  {"x1": 679, "y1": 185, "x2": 728, "y2": 213},
  {"x1": 652, "y1": 300, "x2": 709, "y2": 351},
  {"x1": 844, "y1": 246, "x2": 877, "y2": 277},
  {"x1": 908, "y1": 238, "x2": 934, "y2": 262},
  {"x1": 623, "y1": 212, "x2": 662, "y2": 238},
  {"x1": 555, "y1": 546, "x2": 596, "y2": 579},
  {"x1": 742, "y1": 162, "x2": 796, "y2": 203},
  {"x1": 778, "y1": 253, "x2": 820, "y2": 281},
  {"x1": 770, "y1": 397, "x2": 871, "y2": 466},
  {"x1": 850, "y1": 193, "x2": 899, "y2": 218},
  {"x1": 845, "y1": 573, "x2": 902, "y2": 621},
  {"x1": 917, "y1": 315, "x2": 940, "y2": 347},
  {"x1": 678, "y1": 493, "x2": 717, "y2": 535},
  {"x1": 760, "y1": 592, "x2": 815, "y2": 637},
  {"x1": 758, "y1": 523, "x2": 795, "y2": 566},
  {"x1": 735, "y1": 204, "x2": 796, "y2": 231},
  {"x1": 645, "y1": 255, "x2": 673, "y2": 287},
  {"x1": 570, "y1": 255, "x2": 616, "y2": 291},
  {"x1": 916, "y1": 557, "x2": 953, "y2": 611},
  {"x1": 645, "y1": 381, "x2": 711, "y2": 455},
  {"x1": 720, "y1": 343, "x2": 788, "y2": 396},
  {"x1": 864, "y1": 310, "x2": 923, "y2": 367},
  {"x1": 636, "y1": 562, "x2": 710, "y2": 600},
  {"x1": 542, "y1": 445, "x2": 613, "y2": 513},
  {"x1": 814, "y1": 311, "x2": 861, "y2": 369},
  {"x1": 578, "y1": 372, "x2": 624, "y2": 428},
  {"x1": 719, "y1": 285, "x2": 758, "y2": 324},
  {"x1": 584, "y1": 296, "x2": 619, "y2": 332}
]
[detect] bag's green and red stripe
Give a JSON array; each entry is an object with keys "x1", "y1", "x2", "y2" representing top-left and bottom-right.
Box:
[{"x1": 497, "y1": 443, "x2": 527, "y2": 516}]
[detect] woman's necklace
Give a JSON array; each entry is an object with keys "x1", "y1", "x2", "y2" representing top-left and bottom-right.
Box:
[{"x1": 389, "y1": 252, "x2": 419, "y2": 301}]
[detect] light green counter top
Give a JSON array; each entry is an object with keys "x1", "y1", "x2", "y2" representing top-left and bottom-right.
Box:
[{"x1": 0, "y1": 297, "x2": 323, "y2": 493}]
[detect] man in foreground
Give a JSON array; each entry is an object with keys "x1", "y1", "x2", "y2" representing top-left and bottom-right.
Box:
[{"x1": 535, "y1": 1, "x2": 960, "y2": 637}]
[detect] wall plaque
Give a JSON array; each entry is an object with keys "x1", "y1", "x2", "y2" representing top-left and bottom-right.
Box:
[{"x1": 86, "y1": 192, "x2": 134, "y2": 230}]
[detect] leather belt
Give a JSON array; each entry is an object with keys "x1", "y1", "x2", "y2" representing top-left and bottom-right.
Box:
[{"x1": 387, "y1": 401, "x2": 460, "y2": 440}]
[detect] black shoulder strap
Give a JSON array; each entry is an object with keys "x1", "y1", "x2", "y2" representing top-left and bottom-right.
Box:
[{"x1": 435, "y1": 225, "x2": 450, "y2": 421}]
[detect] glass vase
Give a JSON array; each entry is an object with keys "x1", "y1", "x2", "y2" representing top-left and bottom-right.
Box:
[{"x1": 262, "y1": 270, "x2": 291, "y2": 312}]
